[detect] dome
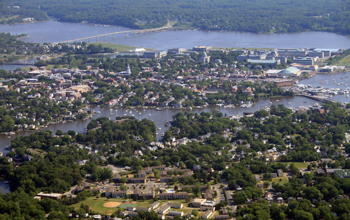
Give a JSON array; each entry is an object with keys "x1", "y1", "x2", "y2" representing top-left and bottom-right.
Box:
[
  {"x1": 279, "y1": 67, "x2": 299, "y2": 74},
  {"x1": 201, "y1": 51, "x2": 208, "y2": 57}
]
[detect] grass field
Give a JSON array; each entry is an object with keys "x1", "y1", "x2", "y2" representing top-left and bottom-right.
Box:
[
  {"x1": 71, "y1": 197, "x2": 121, "y2": 215},
  {"x1": 118, "y1": 203, "x2": 138, "y2": 209},
  {"x1": 87, "y1": 42, "x2": 142, "y2": 52},
  {"x1": 278, "y1": 162, "x2": 308, "y2": 169},
  {"x1": 272, "y1": 176, "x2": 289, "y2": 185},
  {"x1": 337, "y1": 55, "x2": 350, "y2": 67}
]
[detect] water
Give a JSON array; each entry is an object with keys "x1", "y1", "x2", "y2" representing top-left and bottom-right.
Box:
[
  {"x1": 1, "y1": 21, "x2": 350, "y2": 50},
  {"x1": 0, "y1": 58, "x2": 38, "y2": 71},
  {"x1": 299, "y1": 71, "x2": 350, "y2": 103}
]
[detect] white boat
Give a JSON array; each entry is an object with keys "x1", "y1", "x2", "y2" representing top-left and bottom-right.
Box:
[
  {"x1": 149, "y1": 114, "x2": 151, "y2": 117},
  {"x1": 157, "y1": 127, "x2": 161, "y2": 130},
  {"x1": 155, "y1": 108, "x2": 162, "y2": 111},
  {"x1": 188, "y1": 107, "x2": 192, "y2": 110}
]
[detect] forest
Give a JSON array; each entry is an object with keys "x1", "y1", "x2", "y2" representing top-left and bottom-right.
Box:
[{"x1": 2, "y1": 0, "x2": 350, "y2": 34}]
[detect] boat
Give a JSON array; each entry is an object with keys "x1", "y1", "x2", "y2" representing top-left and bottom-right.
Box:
[
  {"x1": 155, "y1": 107, "x2": 162, "y2": 111},
  {"x1": 188, "y1": 107, "x2": 192, "y2": 110},
  {"x1": 96, "y1": 111, "x2": 101, "y2": 114},
  {"x1": 165, "y1": 122, "x2": 169, "y2": 126},
  {"x1": 321, "y1": 81, "x2": 323, "y2": 84},
  {"x1": 110, "y1": 113, "x2": 114, "y2": 116},
  {"x1": 139, "y1": 113, "x2": 141, "y2": 114},
  {"x1": 149, "y1": 114, "x2": 151, "y2": 117},
  {"x1": 348, "y1": 95, "x2": 349, "y2": 98},
  {"x1": 157, "y1": 127, "x2": 161, "y2": 130}
]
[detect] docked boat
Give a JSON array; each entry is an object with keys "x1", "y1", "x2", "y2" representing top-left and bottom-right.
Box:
[
  {"x1": 165, "y1": 122, "x2": 169, "y2": 126},
  {"x1": 155, "y1": 107, "x2": 162, "y2": 111},
  {"x1": 157, "y1": 127, "x2": 161, "y2": 130}
]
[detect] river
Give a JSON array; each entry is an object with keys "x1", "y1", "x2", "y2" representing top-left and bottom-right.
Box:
[{"x1": 1, "y1": 20, "x2": 350, "y2": 50}]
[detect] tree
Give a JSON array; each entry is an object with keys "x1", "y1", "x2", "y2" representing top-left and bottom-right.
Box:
[
  {"x1": 120, "y1": 177, "x2": 127, "y2": 184},
  {"x1": 0, "y1": 115, "x2": 14, "y2": 131}
]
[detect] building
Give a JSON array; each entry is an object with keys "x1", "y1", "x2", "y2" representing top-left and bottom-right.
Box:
[
  {"x1": 192, "y1": 198, "x2": 207, "y2": 208},
  {"x1": 157, "y1": 204, "x2": 171, "y2": 214},
  {"x1": 167, "y1": 202, "x2": 183, "y2": 209},
  {"x1": 199, "y1": 52, "x2": 210, "y2": 63},
  {"x1": 308, "y1": 51, "x2": 324, "y2": 58},
  {"x1": 214, "y1": 215, "x2": 230, "y2": 220},
  {"x1": 247, "y1": 59, "x2": 280, "y2": 66},
  {"x1": 277, "y1": 169, "x2": 284, "y2": 177},
  {"x1": 149, "y1": 202, "x2": 160, "y2": 210},
  {"x1": 168, "y1": 48, "x2": 186, "y2": 54},
  {"x1": 138, "y1": 170, "x2": 146, "y2": 178},
  {"x1": 168, "y1": 211, "x2": 184, "y2": 217},
  {"x1": 112, "y1": 191, "x2": 127, "y2": 198},
  {"x1": 193, "y1": 46, "x2": 212, "y2": 52},
  {"x1": 36, "y1": 192, "x2": 63, "y2": 200},
  {"x1": 202, "y1": 210, "x2": 213, "y2": 219},
  {"x1": 293, "y1": 57, "x2": 314, "y2": 65},
  {"x1": 158, "y1": 193, "x2": 188, "y2": 200},
  {"x1": 278, "y1": 67, "x2": 301, "y2": 77},
  {"x1": 143, "y1": 50, "x2": 167, "y2": 59}
]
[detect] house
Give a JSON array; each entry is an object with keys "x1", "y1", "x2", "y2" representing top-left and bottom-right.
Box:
[
  {"x1": 202, "y1": 210, "x2": 213, "y2": 219},
  {"x1": 277, "y1": 169, "x2": 284, "y2": 177},
  {"x1": 138, "y1": 170, "x2": 146, "y2": 178},
  {"x1": 22, "y1": 154, "x2": 33, "y2": 161},
  {"x1": 157, "y1": 204, "x2": 171, "y2": 214},
  {"x1": 135, "y1": 207, "x2": 150, "y2": 212},
  {"x1": 192, "y1": 198, "x2": 206, "y2": 207},
  {"x1": 145, "y1": 167, "x2": 153, "y2": 174},
  {"x1": 214, "y1": 215, "x2": 230, "y2": 220},
  {"x1": 112, "y1": 191, "x2": 127, "y2": 198},
  {"x1": 105, "y1": 187, "x2": 115, "y2": 197},
  {"x1": 112, "y1": 174, "x2": 121, "y2": 183},
  {"x1": 159, "y1": 193, "x2": 188, "y2": 200},
  {"x1": 125, "y1": 207, "x2": 136, "y2": 211},
  {"x1": 127, "y1": 178, "x2": 146, "y2": 183},
  {"x1": 167, "y1": 202, "x2": 183, "y2": 209},
  {"x1": 254, "y1": 174, "x2": 261, "y2": 182},
  {"x1": 128, "y1": 212, "x2": 139, "y2": 217},
  {"x1": 75, "y1": 186, "x2": 84, "y2": 193},
  {"x1": 149, "y1": 202, "x2": 160, "y2": 210},
  {"x1": 81, "y1": 182, "x2": 90, "y2": 189},
  {"x1": 168, "y1": 211, "x2": 184, "y2": 217}
]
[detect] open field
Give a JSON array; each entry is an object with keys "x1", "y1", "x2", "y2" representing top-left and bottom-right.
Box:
[
  {"x1": 118, "y1": 203, "x2": 138, "y2": 209},
  {"x1": 87, "y1": 42, "x2": 141, "y2": 52},
  {"x1": 103, "y1": 202, "x2": 122, "y2": 207},
  {"x1": 272, "y1": 176, "x2": 289, "y2": 185},
  {"x1": 278, "y1": 162, "x2": 309, "y2": 169},
  {"x1": 337, "y1": 55, "x2": 350, "y2": 67},
  {"x1": 71, "y1": 197, "x2": 121, "y2": 215}
]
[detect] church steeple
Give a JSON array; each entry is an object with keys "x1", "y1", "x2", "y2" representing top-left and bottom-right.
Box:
[{"x1": 126, "y1": 64, "x2": 131, "y2": 74}]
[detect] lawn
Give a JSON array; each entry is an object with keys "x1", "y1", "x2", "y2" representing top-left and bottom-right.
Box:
[
  {"x1": 87, "y1": 42, "x2": 144, "y2": 52},
  {"x1": 337, "y1": 55, "x2": 350, "y2": 67},
  {"x1": 272, "y1": 176, "x2": 289, "y2": 185},
  {"x1": 118, "y1": 203, "x2": 138, "y2": 209},
  {"x1": 278, "y1": 162, "x2": 309, "y2": 169},
  {"x1": 71, "y1": 197, "x2": 123, "y2": 215}
]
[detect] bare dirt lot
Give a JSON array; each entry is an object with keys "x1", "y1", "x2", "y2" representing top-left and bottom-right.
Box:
[{"x1": 103, "y1": 202, "x2": 122, "y2": 208}]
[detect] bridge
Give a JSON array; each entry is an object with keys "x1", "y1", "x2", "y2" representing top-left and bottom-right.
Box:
[{"x1": 56, "y1": 21, "x2": 172, "y2": 44}]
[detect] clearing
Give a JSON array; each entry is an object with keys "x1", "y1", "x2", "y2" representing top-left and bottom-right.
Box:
[
  {"x1": 337, "y1": 55, "x2": 350, "y2": 67},
  {"x1": 87, "y1": 42, "x2": 143, "y2": 52}
]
